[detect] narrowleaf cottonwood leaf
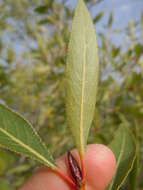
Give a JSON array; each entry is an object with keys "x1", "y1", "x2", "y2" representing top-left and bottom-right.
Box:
[
  {"x1": 0, "y1": 104, "x2": 57, "y2": 170},
  {"x1": 107, "y1": 124, "x2": 137, "y2": 190},
  {"x1": 128, "y1": 121, "x2": 139, "y2": 190},
  {"x1": 128, "y1": 153, "x2": 138, "y2": 190},
  {"x1": 66, "y1": 0, "x2": 99, "y2": 155}
]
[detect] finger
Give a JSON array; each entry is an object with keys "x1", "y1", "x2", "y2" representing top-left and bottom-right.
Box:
[{"x1": 19, "y1": 144, "x2": 116, "y2": 190}]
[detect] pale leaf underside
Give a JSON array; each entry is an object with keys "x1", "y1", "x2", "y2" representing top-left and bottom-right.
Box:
[{"x1": 66, "y1": 0, "x2": 99, "y2": 155}]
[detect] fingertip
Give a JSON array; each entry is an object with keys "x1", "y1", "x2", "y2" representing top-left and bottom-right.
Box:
[
  {"x1": 85, "y1": 144, "x2": 116, "y2": 190},
  {"x1": 20, "y1": 166, "x2": 71, "y2": 190},
  {"x1": 19, "y1": 144, "x2": 116, "y2": 190}
]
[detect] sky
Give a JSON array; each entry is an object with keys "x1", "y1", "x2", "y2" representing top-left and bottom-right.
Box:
[
  {"x1": 2, "y1": 0, "x2": 143, "y2": 56},
  {"x1": 65, "y1": 0, "x2": 143, "y2": 27},
  {"x1": 64, "y1": 0, "x2": 143, "y2": 46}
]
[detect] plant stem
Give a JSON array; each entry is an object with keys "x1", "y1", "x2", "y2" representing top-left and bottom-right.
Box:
[
  {"x1": 79, "y1": 153, "x2": 86, "y2": 190},
  {"x1": 80, "y1": 184, "x2": 85, "y2": 190},
  {"x1": 55, "y1": 168, "x2": 76, "y2": 189},
  {"x1": 80, "y1": 154, "x2": 85, "y2": 182}
]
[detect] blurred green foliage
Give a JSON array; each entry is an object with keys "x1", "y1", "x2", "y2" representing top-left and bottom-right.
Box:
[{"x1": 0, "y1": 0, "x2": 143, "y2": 189}]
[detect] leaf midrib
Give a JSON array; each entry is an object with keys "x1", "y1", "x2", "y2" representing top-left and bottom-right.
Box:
[
  {"x1": 108, "y1": 132, "x2": 126, "y2": 190},
  {"x1": 0, "y1": 128, "x2": 56, "y2": 169},
  {"x1": 79, "y1": 16, "x2": 86, "y2": 155}
]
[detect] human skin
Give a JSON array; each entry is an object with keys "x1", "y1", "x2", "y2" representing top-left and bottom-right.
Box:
[{"x1": 19, "y1": 144, "x2": 116, "y2": 190}]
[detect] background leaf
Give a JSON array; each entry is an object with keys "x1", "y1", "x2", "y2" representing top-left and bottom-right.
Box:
[
  {"x1": 108, "y1": 12, "x2": 113, "y2": 28},
  {"x1": 128, "y1": 154, "x2": 138, "y2": 190},
  {"x1": 66, "y1": 0, "x2": 99, "y2": 155},
  {"x1": 34, "y1": 5, "x2": 48, "y2": 14},
  {"x1": 107, "y1": 124, "x2": 137, "y2": 190},
  {"x1": 93, "y1": 12, "x2": 104, "y2": 23},
  {"x1": 0, "y1": 104, "x2": 57, "y2": 169},
  {"x1": 0, "y1": 150, "x2": 16, "y2": 175},
  {"x1": 0, "y1": 179, "x2": 13, "y2": 190},
  {"x1": 128, "y1": 121, "x2": 139, "y2": 190}
]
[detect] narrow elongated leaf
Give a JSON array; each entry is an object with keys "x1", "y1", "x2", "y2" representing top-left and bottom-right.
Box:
[
  {"x1": 0, "y1": 104, "x2": 57, "y2": 169},
  {"x1": 66, "y1": 0, "x2": 99, "y2": 155},
  {"x1": 34, "y1": 5, "x2": 48, "y2": 14},
  {"x1": 128, "y1": 154, "x2": 138, "y2": 190},
  {"x1": 93, "y1": 12, "x2": 104, "y2": 23},
  {"x1": 107, "y1": 125, "x2": 137, "y2": 190},
  {"x1": 128, "y1": 121, "x2": 139, "y2": 190},
  {"x1": 108, "y1": 12, "x2": 113, "y2": 28}
]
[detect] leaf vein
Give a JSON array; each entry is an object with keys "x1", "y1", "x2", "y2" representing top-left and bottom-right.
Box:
[
  {"x1": 0, "y1": 128, "x2": 56, "y2": 169},
  {"x1": 109, "y1": 132, "x2": 126, "y2": 190},
  {"x1": 79, "y1": 22, "x2": 86, "y2": 154}
]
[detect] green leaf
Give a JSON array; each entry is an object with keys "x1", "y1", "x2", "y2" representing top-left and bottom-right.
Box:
[
  {"x1": 0, "y1": 179, "x2": 13, "y2": 190},
  {"x1": 66, "y1": 0, "x2": 99, "y2": 155},
  {"x1": 134, "y1": 43, "x2": 143, "y2": 57},
  {"x1": 7, "y1": 164, "x2": 31, "y2": 175},
  {"x1": 34, "y1": 5, "x2": 48, "y2": 14},
  {"x1": 107, "y1": 125, "x2": 137, "y2": 190},
  {"x1": 128, "y1": 154, "x2": 138, "y2": 190},
  {"x1": 108, "y1": 12, "x2": 113, "y2": 28},
  {"x1": 128, "y1": 121, "x2": 139, "y2": 190},
  {"x1": 34, "y1": 1, "x2": 53, "y2": 13},
  {"x1": 93, "y1": 12, "x2": 104, "y2": 23},
  {"x1": 111, "y1": 46, "x2": 120, "y2": 58},
  {"x1": 0, "y1": 104, "x2": 57, "y2": 170},
  {"x1": 0, "y1": 150, "x2": 16, "y2": 175}
]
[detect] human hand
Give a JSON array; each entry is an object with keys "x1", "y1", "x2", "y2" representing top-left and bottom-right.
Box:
[{"x1": 19, "y1": 144, "x2": 116, "y2": 190}]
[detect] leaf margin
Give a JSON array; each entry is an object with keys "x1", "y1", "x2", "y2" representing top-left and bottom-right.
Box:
[
  {"x1": 107, "y1": 124, "x2": 137, "y2": 190},
  {"x1": 0, "y1": 103, "x2": 57, "y2": 170},
  {"x1": 66, "y1": 0, "x2": 99, "y2": 155}
]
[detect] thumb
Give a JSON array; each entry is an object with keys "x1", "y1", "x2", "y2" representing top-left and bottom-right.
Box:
[{"x1": 19, "y1": 144, "x2": 116, "y2": 190}]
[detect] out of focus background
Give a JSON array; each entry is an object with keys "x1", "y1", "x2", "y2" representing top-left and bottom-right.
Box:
[{"x1": 0, "y1": 0, "x2": 143, "y2": 189}]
